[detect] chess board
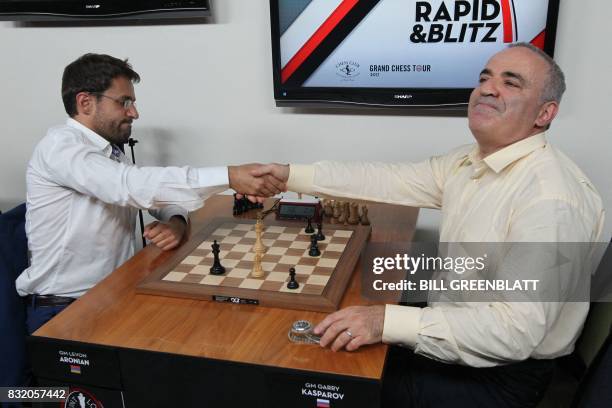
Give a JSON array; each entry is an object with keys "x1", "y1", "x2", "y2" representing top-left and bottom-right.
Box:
[{"x1": 137, "y1": 218, "x2": 371, "y2": 312}]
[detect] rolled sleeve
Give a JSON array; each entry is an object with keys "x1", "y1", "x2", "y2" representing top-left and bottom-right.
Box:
[{"x1": 382, "y1": 304, "x2": 423, "y2": 347}]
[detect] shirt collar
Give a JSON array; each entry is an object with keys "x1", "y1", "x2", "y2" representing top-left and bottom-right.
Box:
[
  {"x1": 66, "y1": 118, "x2": 113, "y2": 157},
  {"x1": 483, "y1": 132, "x2": 547, "y2": 174},
  {"x1": 464, "y1": 132, "x2": 547, "y2": 175}
]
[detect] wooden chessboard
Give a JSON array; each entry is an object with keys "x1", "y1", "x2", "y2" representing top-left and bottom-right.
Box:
[{"x1": 137, "y1": 218, "x2": 371, "y2": 312}]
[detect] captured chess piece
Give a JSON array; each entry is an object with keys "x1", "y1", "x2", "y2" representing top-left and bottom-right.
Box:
[
  {"x1": 308, "y1": 235, "x2": 321, "y2": 257},
  {"x1": 315, "y1": 220, "x2": 325, "y2": 241},
  {"x1": 233, "y1": 193, "x2": 263, "y2": 216},
  {"x1": 348, "y1": 202, "x2": 360, "y2": 225},
  {"x1": 360, "y1": 205, "x2": 370, "y2": 226},
  {"x1": 287, "y1": 267, "x2": 299, "y2": 289},
  {"x1": 305, "y1": 217, "x2": 315, "y2": 234},
  {"x1": 332, "y1": 201, "x2": 342, "y2": 223},
  {"x1": 324, "y1": 200, "x2": 334, "y2": 218},
  {"x1": 210, "y1": 240, "x2": 226, "y2": 275},
  {"x1": 338, "y1": 202, "x2": 349, "y2": 225},
  {"x1": 232, "y1": 193, "x2": 243, "y2": 215},
  {"x1": 337, "y1": 202, "x2": 347, "y2": 224}
]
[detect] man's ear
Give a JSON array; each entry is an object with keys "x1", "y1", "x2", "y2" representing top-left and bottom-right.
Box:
[
  {"x1": 535, "y1": 101, "x2": 559, "y2": 128},
  {"x1": 75, "y1": 92, "x2": 95, "y2": 116}
]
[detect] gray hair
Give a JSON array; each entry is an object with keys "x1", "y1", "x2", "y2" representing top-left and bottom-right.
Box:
[{"x1": 507, "y1": 42, "x2": 566, "y2": 103}]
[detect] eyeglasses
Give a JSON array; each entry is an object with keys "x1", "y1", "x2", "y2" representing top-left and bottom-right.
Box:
[{"x1": 90, "y1": 93, "x2": 137, "y2": 110}]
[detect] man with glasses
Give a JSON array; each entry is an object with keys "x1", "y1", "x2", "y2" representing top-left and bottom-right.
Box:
[{"x1": 17, "y1": 53, "x2": 284, "y2": 333}]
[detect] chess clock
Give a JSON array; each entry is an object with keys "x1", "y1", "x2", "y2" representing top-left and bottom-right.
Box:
[{"x1": 276, "y1": 198, "x2": 322, "y2": 222}]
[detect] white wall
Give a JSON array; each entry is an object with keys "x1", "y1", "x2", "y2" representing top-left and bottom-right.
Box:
[{"x1": 1, "y1": 0, "x2": 610, "y2": 239}]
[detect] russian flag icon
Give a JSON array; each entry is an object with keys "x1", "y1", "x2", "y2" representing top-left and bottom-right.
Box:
[{"x1": 316, "y1": 398, "x2": 330, "y2": 408}]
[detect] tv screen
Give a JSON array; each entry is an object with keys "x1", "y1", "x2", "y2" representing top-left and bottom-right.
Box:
[
  {"x1": 270, "y1": 0, "x2": 560, "y2": 109},
  {"x1": 0, "y1": 0, "x2": 211, "y2": 21}
]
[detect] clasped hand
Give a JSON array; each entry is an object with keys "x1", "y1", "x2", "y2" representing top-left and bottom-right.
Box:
[{"x1": 229, "y1": 163, "x2": 290, "y2": 203}]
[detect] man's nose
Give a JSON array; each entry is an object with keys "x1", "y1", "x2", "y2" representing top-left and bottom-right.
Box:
[
  {"x1": 479, "y1": 79, "x2": 499, "y2": 97},
  {"x1": 127, "y1": 105, "x2": 139, "y2": 120}
]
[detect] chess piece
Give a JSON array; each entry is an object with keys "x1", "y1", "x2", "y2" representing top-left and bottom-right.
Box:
[
  {"x1": 348, "y1": 202, "x2": 360, "y2": 225},
  {"x1": 360, "y1": 205, "x2": 370, "y2": 226},
  {"x1": 305, "y1": 217, "x2": 315, "y2": 234},
  {"x1": 324, "y1": 200, "x2": 334, "y2": 218},
  {"x1": 251, "y1": 215, "x2": 266, "y2": 278},
  {"x1": 332, "y1": 201, "x2": 342, "y2": 219},
  {"x1": 252, "y1": 251, "x2": 264, "y2": 278},
  {"x1": 210, "y1": 240, "x2": 226, "y2": 275},
  {"x1": 233, "y1": 194, "x2": 261, "y2": 216},
  {"x1": 287, "y1": 267, "x2": 299, "y2": 289},
  {"x1": 338, "y1": 201, "x2": 348, "y2": 225},
  {"x1": 315, "y1": 221, "x2": 325, "y2": 241},
  {"x1": 232, "y1": 193, "x2": 242, "y2": 215},
  {"x1": 308, "y1": 235, "x2": 321, "y2": 257},
  {"x1": 252, "y1": 215, "x2": 267, "y2": 254}
]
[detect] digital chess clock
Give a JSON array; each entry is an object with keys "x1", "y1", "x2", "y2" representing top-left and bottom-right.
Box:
[{"x1": 276, "y1": 198, "x2": 322, "y2": 222}]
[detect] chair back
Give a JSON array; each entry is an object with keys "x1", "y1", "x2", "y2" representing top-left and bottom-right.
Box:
[{"x1": 0, "y1": 203, "x2": 29, "y2": 387}]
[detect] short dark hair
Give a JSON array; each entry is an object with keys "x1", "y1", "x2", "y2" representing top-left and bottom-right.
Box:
[{"x1": 61, "y1": 53, "x2": 140, "y2": 117}]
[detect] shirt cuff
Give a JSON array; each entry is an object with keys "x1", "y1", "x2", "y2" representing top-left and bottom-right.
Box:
[
  {"x1": 149, "y1": 205, "x2": 189, "y2": 223},
  {"x1": 382, "y1": 304, "x2": 423, "y2": 347},
  {"x1": 197, "y1": 166, "x2": 229, "y2": 187},
  {"x1": 287, "y1": 164, "x2": 314, "y2": 193}
]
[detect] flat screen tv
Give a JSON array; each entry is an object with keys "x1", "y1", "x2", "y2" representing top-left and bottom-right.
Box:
[
  {"x1": 270, "y1": 0, "x2": 561, "y2": 109},
  {"x1": 0, "y1": 0, "x2": 210, "y2": 21}
]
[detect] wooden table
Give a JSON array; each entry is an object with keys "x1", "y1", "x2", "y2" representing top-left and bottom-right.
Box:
[{"x1": 30, "y1": 196, "x2": 418, "y2": 408}]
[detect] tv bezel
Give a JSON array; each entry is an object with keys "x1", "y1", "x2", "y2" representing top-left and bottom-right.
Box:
[
  {"x1": 0, "y1": 1, "x2": 211, "y2": 21},
  {"x1": 270, "y1": 0, "x2": 561, "y2": 110}
]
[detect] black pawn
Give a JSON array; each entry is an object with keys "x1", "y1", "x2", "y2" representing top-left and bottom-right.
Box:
[
  {"x1": 287, "y1": 267, "x2": 299, "y2": 289},
  {"x1": 315, "y1": 221, "x2": 325, "y2": 241},
  {"x1": 309, "y1": 235, "x2": 321, "y2": 257},
  {"x1": 305, "y1": 217, "x2": 315, "y2": 234},
  {"x1": 210, "y1": 240, "x2": 226, "y2": 275}
]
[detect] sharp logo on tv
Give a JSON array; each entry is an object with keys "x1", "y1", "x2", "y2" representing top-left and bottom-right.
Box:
[
  {"x1": 277, "y1": 0, "x2": 552, "y2": 89},
  {"x1": 85, "y1": 4, "x2": 101, "y2": 9}
]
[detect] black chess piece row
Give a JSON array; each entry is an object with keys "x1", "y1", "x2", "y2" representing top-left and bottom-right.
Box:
[
  {"x1": 306, "y1": 218, "x2": 325, "y2": 240},
  {"x1": 309, "y1": 235, "x2": 321, "y2": 257},
  {"x1": 232, "y1": 193, "x2": 264, "y2": 215},
  {"x1": 306, "y1": 218, "x2": 326, "y2": 257}
]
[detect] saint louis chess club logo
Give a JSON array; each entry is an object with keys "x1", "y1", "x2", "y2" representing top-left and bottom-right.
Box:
[
  {"x1": 62, "y1": 388, "x2": 103, "y2": 408},
  {"x1": 335, "y1": 61, "x2": 360, "y2": 79}
]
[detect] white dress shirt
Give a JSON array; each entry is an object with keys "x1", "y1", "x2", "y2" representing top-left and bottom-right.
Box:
[
  {"x1": 17, "y1": 118, "x2": 229, "y2": 298},
  {"x1": 287, "y1": 133, "x2": 605, "y2": 367}
]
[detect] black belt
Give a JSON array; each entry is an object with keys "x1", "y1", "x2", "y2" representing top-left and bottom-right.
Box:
[{"x1": 25, "y1": 294, "x2": 76, "y2": 307}]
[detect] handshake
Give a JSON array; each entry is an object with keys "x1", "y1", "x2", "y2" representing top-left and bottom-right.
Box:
[{"x1": 228, "y1": 163, "x2": 290, "y2": 203}]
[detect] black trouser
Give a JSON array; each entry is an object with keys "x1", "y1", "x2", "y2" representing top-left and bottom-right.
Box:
[{"x1": 382, "y1": 346, "x2": 554, "y2": 408}]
